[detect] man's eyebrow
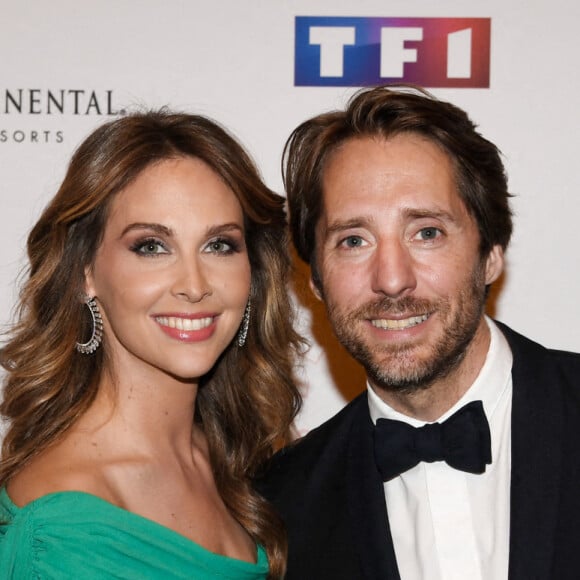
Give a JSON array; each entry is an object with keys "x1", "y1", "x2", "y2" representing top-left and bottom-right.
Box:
[
  {"x1": 401, "y1": 208, "x2": 457, "y2": 222},
  {"x1": 324, "y1": 217, "x2": 372, "y2": 236},
  {"x1": 322, "y1": 208, "x2": 459, "y2": 238}
]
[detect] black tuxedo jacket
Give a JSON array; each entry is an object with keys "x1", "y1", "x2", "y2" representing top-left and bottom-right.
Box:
[{"x1": 259, "y1": 324, "x2": 580, "y2": 579}]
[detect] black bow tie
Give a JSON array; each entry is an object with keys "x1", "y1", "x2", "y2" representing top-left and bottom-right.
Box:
[{"x1": 373, "y1": 400, "x2": 492, "y2": 481}]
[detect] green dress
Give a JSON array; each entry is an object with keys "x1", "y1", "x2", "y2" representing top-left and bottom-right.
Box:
[{"x1": 0, "y1": 487, "x2": 269, "y2": 579}]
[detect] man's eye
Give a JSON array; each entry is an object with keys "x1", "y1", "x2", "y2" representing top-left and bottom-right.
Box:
[
  {"x1": 417, "y1": 227, "x2": 441, "y2": 241},
  {"x1": 341, "y1": 236, "x2": 365, "y2": 248}
]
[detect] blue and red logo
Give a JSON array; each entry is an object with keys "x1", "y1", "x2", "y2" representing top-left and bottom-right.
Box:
[{"x1": 295, "y1": 17, "x2": 491, "y2": 88}]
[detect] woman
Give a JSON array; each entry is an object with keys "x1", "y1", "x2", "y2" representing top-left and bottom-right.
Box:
[{"x1": 0, "y1": 111, "x2": 302, "y2": 578}]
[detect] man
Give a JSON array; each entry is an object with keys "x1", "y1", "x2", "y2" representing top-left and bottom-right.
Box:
[{"x1": 259, "y1": 86, "x2": 580, "y2": 579}]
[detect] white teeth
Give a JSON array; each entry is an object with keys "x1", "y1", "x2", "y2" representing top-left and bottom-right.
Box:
[
  {"x1": 371, "y1": 313, "x2": 429, "y2": 330},
  {"x1": 155, "y1": 316, "x2": 213, "y2": 331}
]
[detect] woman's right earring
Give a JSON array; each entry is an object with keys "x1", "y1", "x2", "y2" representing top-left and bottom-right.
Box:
[
  {"x1": 237, "y1": 300, "x2": 251, "y2": 347},
  {"x1": 75, "y1": 296, "x2": 103, "y2": 354}
]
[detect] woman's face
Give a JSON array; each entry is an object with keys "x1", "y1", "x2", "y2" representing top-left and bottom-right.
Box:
[{"x1": 85, "y1": 156, "x2": 251, "y2": 384}]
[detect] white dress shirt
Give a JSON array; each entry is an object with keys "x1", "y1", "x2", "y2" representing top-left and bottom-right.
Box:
[{"x1": 367, "y1": 317, "x2": 513, "y2": 580}]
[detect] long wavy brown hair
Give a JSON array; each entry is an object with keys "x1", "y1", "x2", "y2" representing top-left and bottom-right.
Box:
[{"x1": 0, "y1": 111, "x2": 303, "y2": 578}]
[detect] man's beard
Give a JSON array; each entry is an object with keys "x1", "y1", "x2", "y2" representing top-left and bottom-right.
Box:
[{"x1": 323, "y1": 262, "x2": 488, "y2": 395}]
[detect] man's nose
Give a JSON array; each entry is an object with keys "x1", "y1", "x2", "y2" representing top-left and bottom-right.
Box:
[{"x1": 370, "y1": 238, "x2": 417, "y2": 298}]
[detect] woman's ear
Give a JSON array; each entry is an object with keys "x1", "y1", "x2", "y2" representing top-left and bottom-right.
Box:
[{"x1": 84, "y1": 265, "x2": 96, "y2": 298}]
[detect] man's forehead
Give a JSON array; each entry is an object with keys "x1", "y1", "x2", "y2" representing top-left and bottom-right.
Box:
[{"x1": 319, "y1": 138, "x2": 464, "y2": 212}]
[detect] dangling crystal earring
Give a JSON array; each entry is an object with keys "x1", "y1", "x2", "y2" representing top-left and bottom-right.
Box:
[
  {"x1": 76, "y1": 296, "x2": 103, "y2": 354},
  {"x1": 237, "y1": 300, "x2": 251, "y2": 347}
]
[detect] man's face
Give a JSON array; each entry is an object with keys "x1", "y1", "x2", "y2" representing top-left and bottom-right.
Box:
[{"x1": 313, "y1": 134, "x2": 503, "y2": 396}]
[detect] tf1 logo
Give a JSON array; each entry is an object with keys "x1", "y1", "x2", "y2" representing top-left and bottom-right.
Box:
[{"x1": 295, "y1": 17, "x2": 491, "y2": 88}]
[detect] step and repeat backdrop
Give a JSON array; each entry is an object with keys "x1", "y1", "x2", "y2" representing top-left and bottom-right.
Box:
[{"x1": 1, "y1": 1, "x2": 579, "y2": 434}]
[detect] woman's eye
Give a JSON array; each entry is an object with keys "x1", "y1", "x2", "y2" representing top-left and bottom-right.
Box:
[
  {"x1": 204, "y1": 238, "x2": 237, "y2": 255},
  {"x1": 417, "y1": 227, "x2": 441, "y2": 241},
  {"x1": 130, "y1": 239, "x2": 168, "y2": 256}
]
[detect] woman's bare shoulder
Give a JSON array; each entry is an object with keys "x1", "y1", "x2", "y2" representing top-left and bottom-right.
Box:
[{"x1": 6, "y1": 432, "x2": 114, "y2": 508}]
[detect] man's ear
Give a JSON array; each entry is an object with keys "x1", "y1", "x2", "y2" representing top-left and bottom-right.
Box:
[
  {"x1": 309, "y1": 275, "x2": 323, "y2": 301},
  {"x1": 484, "y1": 245, "x2": 504, "y2": 285}
]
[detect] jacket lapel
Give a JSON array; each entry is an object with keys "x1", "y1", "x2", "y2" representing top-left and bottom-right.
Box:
[
  {"x1": 346, "y1": 397, "x2": 401, "y2": 580},
  {"x1": 500, "y1": 324, "x2": 563, "y2": 579}
]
